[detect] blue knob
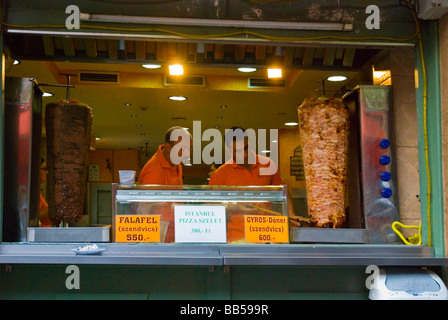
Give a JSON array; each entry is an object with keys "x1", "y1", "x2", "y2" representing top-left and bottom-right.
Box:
[
  {"x1": 379, "y1": 139, "x2": 390, "y2": 149},
  {"x1": 381, "y1": 171, "x2": 392, "y2": 181},
  {"x1": 379, "y1": 155, "x2": 391, "y2": 166},
  {"x1": 381, "y1": 188, "x2": 392, "y2": 198}
]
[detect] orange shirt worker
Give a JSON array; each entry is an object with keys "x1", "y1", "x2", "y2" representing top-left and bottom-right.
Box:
[
  {"x1": 139, "y1": 126, "x2": 191, "y2": 185},
  {"x1": 138, "y1": 126, "x2": 192, "y2": 242},
  {"x1": 209, "y1": 127, "x2": 294, "y2": 242}
]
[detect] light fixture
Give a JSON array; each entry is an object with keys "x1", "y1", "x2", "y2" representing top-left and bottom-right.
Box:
[
  {"x1": 95, "y1": 137, "x2": 102, "y2": 141},
  {"x1": 238, "y1": 67, "x2": 257, "y2": 73},
  {"x1": 42, "y1": 92, "x2": 53, "y2": 97},
  {"x1": 169, "y1": 64, "x2": 184, "y2": 76},
  {"x1": 284, "y1": 122, "x2": 298, "y2": 126},
  {"x1": 124, "y1": 103, "x2": 131, "y2": 106},
  {"x1": 327, "y1": 75, "x2": 347, "y2": 82},
  {"x1": 131, "y1": 114, "x2": 137, "y2": 118},
  {"x1": 169, "y1": 96, "x2": 187, "y2": 101},
  {"x1": 142, "y1": 64, "x2": 162, "y2": 69},
  {"x1": 268, "y1": 68, "x2": 282, "y2": 78},
  {"x1": 80, "y1": 13, "x2": 353, "y2": 31},
  {"x1": 13, "y1": 60, "x2": 20, "y2": 65}
]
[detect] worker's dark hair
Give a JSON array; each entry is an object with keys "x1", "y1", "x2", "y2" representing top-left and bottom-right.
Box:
[
  {"x1": 165, "y1": 126, "x2": 189, "y2": 144},
  {"x1": 224, "y1": 126, "x2": 246, "y2": 148}
]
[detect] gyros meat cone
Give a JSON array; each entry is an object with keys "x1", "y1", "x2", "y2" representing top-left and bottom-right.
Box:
[
  {"x1": 46, "y1": 102, "x2": 93, "y2": 224},
  {"x1": 298, "y1": 97, "x2": 349, "y2": 228}
]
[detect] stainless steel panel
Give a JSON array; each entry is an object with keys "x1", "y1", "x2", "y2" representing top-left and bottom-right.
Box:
[
  {"x1": 27, "y1": 227, "x2": 110, "y2": 242},
  {"x1": 291, "y1": 227, "x2": 369, "y2": 244},
  {"x1": 358, "y1": 85, "x2": 399, "y2": 243},
  {"x1": 3, "y1": 77, "x2": 42, "y2": 242}
]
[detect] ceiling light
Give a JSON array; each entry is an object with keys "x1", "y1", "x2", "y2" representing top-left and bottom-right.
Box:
[
  {"x1": 95, "y1": 137, "x2": 102, "y2": 141},
  {"x1": 131, "y1": 114, "x2": 137, "y2": 118},
  {"x1": 169, "y1": 64, "x2": 184, "y2": 76},
  {"x1": 268, "y1": 68, "x2": 282, "y2": 78},
  {"x1": 261, "y1": 150, "x2": 270, "y2": 153},
  {"x1": 284, "y1": 122, "x2": 298, "y2": 126},
  {"x1": 220, "y1": 105, "x2": 227, "y2": 109},
  {"x1": 13, "y1": 60, "x2": 20, "y2": 65},
  {"x1": 169, "y1": 96, "x2": 187, "y2": 101},
  {"x1": 327, "y1": 75, "x2": 347, "y2": 82},
  {"x1": 238, "y1": 67, "x2": 257, "y2": 73},
  {"x1": 142, "y1": 64, "x2": 162, "y2": 69},
  {"x1": 124, "y1": 103, "x2": 131, "y2": 106},
  {"x1": 42, "y1": 92, "x2": 53, "y2": 97}
]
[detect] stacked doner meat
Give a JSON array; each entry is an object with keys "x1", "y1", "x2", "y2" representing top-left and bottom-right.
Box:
[
  {"x1": 46, "y1": 102, "x2": 93, "y2": 224},
  {"x1": 298, "y1": 97, "x2": 349, "y2": 228}
]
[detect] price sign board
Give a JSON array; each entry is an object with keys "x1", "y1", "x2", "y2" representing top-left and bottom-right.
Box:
[
  {"x1": 115, "y1": 215, "x2": 160, "y2": 242},
  {"x1": 174, "y1": 205, "x2": 226, "y2": 243},
  {"x1": 244, "y1": 215, "x2": 289, "y2": 243}
]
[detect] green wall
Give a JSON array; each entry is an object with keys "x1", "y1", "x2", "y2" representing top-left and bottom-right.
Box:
[{"x1": 0, "y1": 264, "x2": 369, "y2": 300}]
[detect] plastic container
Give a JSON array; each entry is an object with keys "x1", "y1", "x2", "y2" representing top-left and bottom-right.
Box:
[
  {"x1": 369, "y1": 267, "x2": 448, "y2": 300},
  {"x1": 118, "y1": 170, "x2": 136, "y2": 185}
]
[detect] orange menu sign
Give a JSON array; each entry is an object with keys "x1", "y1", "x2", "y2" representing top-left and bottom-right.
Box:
[
  {"x1": 244, "y1": 215, "x2": 289, "y2": 243},
  {"x1": 115, "y1": 215, "x2": 160, "y2": 242}
]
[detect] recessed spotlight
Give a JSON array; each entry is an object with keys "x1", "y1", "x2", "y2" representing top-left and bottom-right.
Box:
[
  {"x1": 327, "y1": 75, "x2": 347, "y2": 82},
  {"x1": 238, "y1": 67, "x2": 257, "y2": 73},
  {"x1": 169, "y1": 64, "x2": 184, "y2": 76},
  {"x1": 136, "y1": 124, "x2": 142, "y2": 128},
  {"x1": 220, "y1": 105, "x2": 228, "y2": 109},
  {"x1": 124, "y1": 103, "x2": 131, "y2": 106},
  {"x1": 95, "y1": 137, "x2": 102, "y2": 141},
  {"x1": 131, "y1": 114, "x2": 137, "y2": 118},
  {"x1": 216, "y1": 116, "x2": 223, "y2": 120},
  {"x1": 43, "y1": 92, "x2": 53, "y2": 97},
  {"x1": 268, "y1": 68, "x2": 282, "y2": 78},
  {"x1": 142, "y1": 64, "x2": 162, "y2": 69},
  {"x1": 169, "y1": 96, "x2": 187, "y2": 101},
  {"x1": 13, "y1": 60, "x2": 20, "y2": 65},
  {"x1": 284, "y1": 122, "x2": 298, "y2": 126}
]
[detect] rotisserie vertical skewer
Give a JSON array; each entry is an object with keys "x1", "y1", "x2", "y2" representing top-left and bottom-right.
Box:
[{"x1": 298, "y1": 97, "x2": 349, "y2": 228}]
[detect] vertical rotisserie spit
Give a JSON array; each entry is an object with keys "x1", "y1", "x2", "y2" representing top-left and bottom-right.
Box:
[
  {"x1": 298, "y1": 97, "x2": 349, "y2": 228},
  {"x1": 46, "y1": 102, "x2": 93, "y2": 224}
]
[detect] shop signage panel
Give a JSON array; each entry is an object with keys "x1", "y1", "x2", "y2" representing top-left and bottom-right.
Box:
[
  {"x1": 244, "y1": 215, "x2": 289, "y2": 243},
  {"x1": 174, "y1": 205, "x2": 226, "y2": 243},
  {"x1": 115, "y1": 215, "x2": 160, "y2": 242}
]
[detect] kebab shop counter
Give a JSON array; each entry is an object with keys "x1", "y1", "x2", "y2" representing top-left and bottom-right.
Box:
[{"x1": 112, "y1": 184, "x2": 290, "y2": 245}]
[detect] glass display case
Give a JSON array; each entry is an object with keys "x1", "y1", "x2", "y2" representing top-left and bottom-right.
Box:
[{"x1": 112, "y1": 184, "x2": 289, "y2": 244}]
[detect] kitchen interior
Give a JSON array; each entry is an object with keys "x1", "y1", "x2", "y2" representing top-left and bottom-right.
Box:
[{"x1": 2, "y1": 32, "x2": 421, "y2": 245}]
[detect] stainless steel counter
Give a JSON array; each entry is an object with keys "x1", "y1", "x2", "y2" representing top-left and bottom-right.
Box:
[{"x1": 0, "y1": 243, "x2": 446, "y2": 266}]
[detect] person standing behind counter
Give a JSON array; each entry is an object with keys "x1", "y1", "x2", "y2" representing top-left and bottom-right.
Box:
[
  {"x1": 209, "y1": 126, "x2": 283, "y2": 186},
  {"x1": 137, "y1": 126, "x2": 191, "y2": 243},
  {"x1": 139, "y1": 126, "x2": 192, "y2": 185},
  {"x1": 209, "y1": 127, "x2": 298, "y2": 242}
]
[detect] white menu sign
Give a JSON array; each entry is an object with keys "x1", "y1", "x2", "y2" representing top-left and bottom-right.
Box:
[{"x1": 174, "y1": 205, "x2": 226, "y2": 243}]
